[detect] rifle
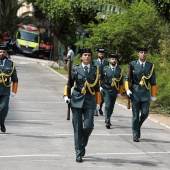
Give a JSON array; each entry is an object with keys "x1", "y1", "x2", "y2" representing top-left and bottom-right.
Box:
[
  {"x1": 127, "y1": 64, "x2": 132, "y2": 109},
  {"x1": 99, "y1": 58, "x2": 103, "y2": 86},
  {"x1": 67, "y1": 61, "x2": 72, "y2": 120}
]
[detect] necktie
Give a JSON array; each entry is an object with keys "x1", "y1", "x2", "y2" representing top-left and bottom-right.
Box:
[
  {"x1": 141, "y1": 63, "x2": 144, "y2": 69},
  {"x1": 84, "y1": 66, "x2": 88, "y2": 76}
]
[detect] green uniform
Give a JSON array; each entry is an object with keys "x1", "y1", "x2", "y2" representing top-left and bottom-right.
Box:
[
  {"x1": 102, "y1": 65, "x2": 123, "y2": 126},
  {"x1": 0, "y1": 57, "x2": 18, "y2": 125},
  {"x1": 67, "y1": 63, "x2": 100, "y2": 158},
  {"x1": 93, "y1": 59, "x2": 109, "y2": 113},
  {"x1": 125, "y1": 60, "x2": 156, "y2": 140}
]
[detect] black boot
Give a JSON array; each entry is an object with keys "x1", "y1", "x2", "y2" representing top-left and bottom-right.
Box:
[{"x1": 1, "y1": 124, "x2": 6, "y2": 133}]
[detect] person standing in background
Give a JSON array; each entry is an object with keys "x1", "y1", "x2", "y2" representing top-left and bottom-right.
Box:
[
  {"x1": 39, "y1": 40, "x2": 46, "y2": 59},
  {"x1": 44, "y1": 42, "x2": 51, "y2": 60},
  {"x1": 64, "y1": 45, "x2": 74, "y2": 71}
]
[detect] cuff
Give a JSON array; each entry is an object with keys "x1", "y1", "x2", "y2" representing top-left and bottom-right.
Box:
[
  {"x1": 124, "y1": 81, "x2": 129, "y2": 91},
  {"x1": 64, "y1": 85, "x2": 68, "y2": 96},
  {"x1": 119, "y1": 85, "x2": 124, "y2": 95},
  {"x1": 151, "y1": 85, "x2": 158, "y2": 97},
  {"x1": 12, "y1": 82, "x2": 18, "y2": 93},
  {"x1": 95, "y1": 92, "x2": 101, "y2": 104}
]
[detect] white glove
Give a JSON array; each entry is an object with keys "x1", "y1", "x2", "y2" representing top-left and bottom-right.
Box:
[
  {"x1": 63, "y1": 96, "x2": 70, "y2": 104},
  {"x1": 126, "y1": 90, "x2": 132, "y2": 97},
  {"x1": 11, "y1": 92, "x2": 16, "y2": 97},
  {"x1": 96, "y1": 104, "x2": 100, "y2": 111},
  {"x1": 117, "y1": 93, "x2": 121, "y2": 98},
  {"x1": 151, "y1": 96, "x2": 156, "y2": 101},
  {"x1": 100, "y1": 87, "x2": 103, "y2": 92}
]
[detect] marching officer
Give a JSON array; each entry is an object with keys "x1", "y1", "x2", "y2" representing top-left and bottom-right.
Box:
[
  {"x1": 102, "y1": 53, "x2": 124, "y2": 129},
  {"x1": 0, "y1": 44, "x2": 18, "y2": 133},
  {"x1": 124, "y1": 47, "x2": 158, "y2": 142},
  {"x1": 63, "y1": 48, "x2": 101, "y2": 163},
  {"x1": 93, "y1": 48, "x2": 109, "y2": 116}
]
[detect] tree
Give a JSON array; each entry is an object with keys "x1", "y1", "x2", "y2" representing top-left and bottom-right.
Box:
[
  {"x1": 0, "y1": 0, "x2": 38, "y2": 35},
  {"x1": 87, "y1": 1, "x2": 164, "y2": 63},
  {"x1": 32, "y1": 0, "x2": 126, "y2": 48},
  {"x1": 153, "y1": 0, "x2": 170, "y2": 22}
]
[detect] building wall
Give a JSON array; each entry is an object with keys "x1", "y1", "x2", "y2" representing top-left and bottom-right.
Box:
[{"x1": 17, "y1": 2, "x2": 33, "y2": 17}]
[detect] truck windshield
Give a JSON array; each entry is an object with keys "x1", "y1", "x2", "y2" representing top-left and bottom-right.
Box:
[{"x1": 17, "y1": 30, "x2": 39, "y2": 42}]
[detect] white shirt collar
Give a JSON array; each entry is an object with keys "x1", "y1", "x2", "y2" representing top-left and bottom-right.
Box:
[
  {"x1": 139, "y1": 60, "x2": 146, "y2": 66},
  {"x1": 110, "y1": 66, "x2": 116, "y2": 69},
  {"x1": 1, "y1": 58, "x2": 6, "y2": 66},
  {"x1": 82, "y1": 63, "x2": 90, "y2": 69}
]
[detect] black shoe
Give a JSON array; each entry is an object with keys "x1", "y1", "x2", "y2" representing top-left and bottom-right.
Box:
[
  {"x1": 1, "y1": 124, "x2": 6, "y2": 133},
  {"x1": 76, "y1": 156, "x2": 83, "y2": 163},
  {"x1": 99, "y1": 109, "x2": 103, "y2": 115},
  {"x1": 94, "y1": 111, "x2": 98, "y2": 116},
  {"x1": 106, "y1": 124, "x2": 110, "y2": 129},
  {"x1": 133, "y1": 138, "x2": 139, "y2": 142}
]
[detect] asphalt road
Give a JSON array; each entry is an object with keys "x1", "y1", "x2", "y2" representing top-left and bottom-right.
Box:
[{"x1": 0, "y1": 54, "x2": 169, "y2": 170}]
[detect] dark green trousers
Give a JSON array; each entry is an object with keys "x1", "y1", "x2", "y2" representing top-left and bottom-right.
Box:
[
  {"x1": 103, "y1": 91, "x2": 117, "y2": 124},
  {"x1": 0, "y1": 95, "x2": 9, "y2": 125},
  {"x1": 132, "y1": 100, "x2": 150, "y2": 139},
  {"x1": 71, "y1": 107, "x2": 94, "y2": 158}
]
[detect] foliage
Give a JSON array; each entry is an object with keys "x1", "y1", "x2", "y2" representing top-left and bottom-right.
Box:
[
  {"x1": 155, "y1": 57, "x2": 170, "y2": 107},
  {"x1": 0, "y1": 0, "x2": 38, "y2": 35},
  {"x1": 153, "y1": 0, "x2": 170, "y2": 22},
  {"x1": 32, "y1": 0, "x2": 129, "y2": 48},
  {"x1": 50, "y1": 66, "x2": 68, "y2": 74},
  {"x1": 86, "y1": 1, "x2": 164, "y2": 64}
]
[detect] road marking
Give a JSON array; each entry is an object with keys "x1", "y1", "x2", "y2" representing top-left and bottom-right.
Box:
[
  {"x1": 0, "y1": 151, "x2": 169, "y2": 159},
  {"x1": 48, "y1": 66, "x2": 67, "y2": 79},
  {"x1": 95, "y1": 151, "x2": 170, "y2": 155},
  {"x1": 0, "y1": 154, "x2": 60, "y2": 158},
  {"x1": 10, "y1": 102, "x2": 65, "y2": 103}
]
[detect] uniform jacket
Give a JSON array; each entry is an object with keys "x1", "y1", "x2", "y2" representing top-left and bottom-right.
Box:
[
  {"x1": 93, "y1": 59, "x2": 109, "y2": 73},
  {"x1": 68, "y1": 64, "x2": 100, "y2": 109},
  {"x1": 102, "y1": 65, "x2": 123, "y2": 95},
  {"x1": 0, "y1": 58, "x2": 18, "y2": 95},
  {"x1": 125, "y1": 60, "x2": 156, "y2": 101}
]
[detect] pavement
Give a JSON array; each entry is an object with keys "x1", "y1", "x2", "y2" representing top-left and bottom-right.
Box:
[{"x1": 0, "y1": 54, "x2": 169, "y2": 170}]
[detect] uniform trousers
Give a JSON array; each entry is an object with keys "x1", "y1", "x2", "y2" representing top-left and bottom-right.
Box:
[
  {"x1": 71, "y1": 107, "x2": 94, "y2": 158},
  {"x1": 103, "y1": 91, "x2": 117, "y2": 124},
  {"x1": 0, "y1": 95, "x2": 9, "y2": 125},
  {"x1": 131, "y1": 100, "x2": 150, "y2": 139}
]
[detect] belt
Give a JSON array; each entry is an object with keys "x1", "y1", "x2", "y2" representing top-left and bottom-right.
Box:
[
  {"x1": 132, "y1": 83, "x2": 139, "y2": 85},
  {"x1": 132, "y1": 82, "x2": 148, "y2": 86},
  {"x1": 74, "y1": 88, "x2": 93, "y2": 94}
]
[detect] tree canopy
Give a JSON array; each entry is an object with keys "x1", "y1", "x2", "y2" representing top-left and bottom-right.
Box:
[
  {"x1": 0, "y1": 0, "x2": 38, "y2": 35},
  {"x1": 86, "y1": 1, "x2": 165, "y2": 63}
]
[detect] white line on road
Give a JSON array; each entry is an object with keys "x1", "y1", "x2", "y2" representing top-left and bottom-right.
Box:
[
  {"x1": 95, "y1": 151, "x2": 170, "y2": 155},
  {"x1": 0, "y1": 151, "x2": 169, "y2": 159},
  {"x1": 0, "y1": 154, "x2": 60, "y2": 158}
]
